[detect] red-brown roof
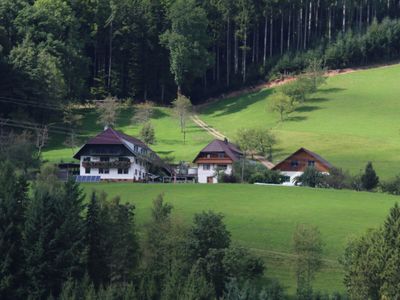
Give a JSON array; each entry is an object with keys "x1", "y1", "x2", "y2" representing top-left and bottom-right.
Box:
[
  {"x1": 272, "y1": 147, "x2": 332, "y2": 171},
  {"x1": 193, "y1": 139, "x2": 243, "y2": 162}
]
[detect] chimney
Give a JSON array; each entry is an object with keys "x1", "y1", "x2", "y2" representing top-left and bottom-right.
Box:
[
  {"x1": 104, "y1": 125, "x2": 109, "y2": 131},
  {"x1": 224, "y1": 137, "x2": 228, "y2": 144}
]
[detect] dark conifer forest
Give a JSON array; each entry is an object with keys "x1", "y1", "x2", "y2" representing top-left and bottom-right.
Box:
[{"x1": 2, "y1": 0, "x2": 400, "y2": 113}]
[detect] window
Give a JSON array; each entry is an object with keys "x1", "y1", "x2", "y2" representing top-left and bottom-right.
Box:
[
  {"x1": 203, "y1": 164, "x2": 211, "y2": 170},
  {"x1": 83, "y1": 157, "x2": 91, "y2": 162},
  {"x1": 308, "y1": 160, "x2": 315, "y2": 167},
  {"x1": 100, "y1": 157, "x2": 110, "y2": 162},
  {"x1": 135, "y1": 169, "x2": 138, "y2": 175},
  {"x1": 85, "y1": 168, "x2": 91, "y2": 174},
  {"x1": 206, "y1": 154, "x2": 211, "y2": 158},
  {"x1": 99, "y1": 168, "x2": 109, "y2": 174},
  {"x1": 119, "y1": 157, "x2": 129, "y2": 161},
  {"x1": 218, "y1": 153, "x2": 225, "y2": 158},
  {"x1": 283, "y1": 176, "x2": 291, "y2": 182},
  {"x1": 291, "y1": 160, "x2": 299, "y2": 168},
  {"x1": 134, "y1": 145, "x2": 138, "y2": 152},
  {"x1": 217, "y1": 164, "x2": 227, "y2": 170},
  {"x1": 118, "y1": 168, "x2": 129, "y2": 174}
]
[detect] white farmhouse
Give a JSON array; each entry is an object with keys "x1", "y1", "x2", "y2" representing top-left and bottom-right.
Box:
[
  {"x1": 193, "y1": 139, "x2": 242, "y2": 183},
  {"x1": 73, "y1": 127, "x2": 169, "y2": 181}
]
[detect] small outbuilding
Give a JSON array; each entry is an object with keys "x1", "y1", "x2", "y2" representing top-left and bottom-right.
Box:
[{"x1": 272, "y1": 148, "x2": 332, "y2": 186}]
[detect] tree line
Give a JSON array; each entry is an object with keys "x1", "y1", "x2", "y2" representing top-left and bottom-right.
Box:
[{"x1": 1, "y1": 0, "x2": 400, "y2": 120}]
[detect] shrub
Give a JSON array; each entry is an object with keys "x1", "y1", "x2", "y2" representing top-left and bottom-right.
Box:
[
  {"x1": 321, "y1": 167, "x2": 352, "y2": 189},
  {"x1": 380, "y1": 176, "x2": 400, "y2": 195},
  {"x1": 295, "y1": 167, "x2": 325, "y2": 187},
  {"x1": 361, "y1": 162, "x2": 379, "y2": 191}
]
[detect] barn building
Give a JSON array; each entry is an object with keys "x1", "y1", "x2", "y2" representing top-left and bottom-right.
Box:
[
  {"x1": 73, "y1": 127, "x2": 169, "y2": 181},
  {"x1": 272, "y1": 148, "x2": 332, "y2": 186},
  {"x1": 193, "y1": 139, "x2": 242, "y2": 183}
]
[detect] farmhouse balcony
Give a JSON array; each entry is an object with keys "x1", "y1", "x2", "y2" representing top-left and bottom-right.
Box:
[{"x1": 82, "y1": 161, "x2": 131, "y2": 169}]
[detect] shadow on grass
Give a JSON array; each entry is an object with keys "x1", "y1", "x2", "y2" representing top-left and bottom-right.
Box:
[
  {"x1": 295, "y1": 105, "x2": 321, "y2": 113},
  {"x1": 318, "y1": 87, "x2": 346, "y2": 94},
  {"x1": 203, "y1": 89, "x2": 274, "y2": 118},
  {"x1": 287, "y1": 116, "x2": 308, "y2": 122}
]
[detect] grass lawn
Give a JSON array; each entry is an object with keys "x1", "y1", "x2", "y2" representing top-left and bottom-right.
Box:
[
  {"x1": 81, "y1": 183, "x2": 398, "y2": 294},
  {"x1": 43, "y1": 64, "x2": 400, "y2": 179},
  {"x1": 42, "y1": 107, "x2": 212, "y2": 163},
  {"x1": 200, "y1": 64, "x2": 400, "y2": 179}
]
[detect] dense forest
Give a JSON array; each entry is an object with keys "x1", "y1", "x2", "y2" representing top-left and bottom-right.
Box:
[{"x1": 1, "y1": 0, "x2": 400, "y2": 116}]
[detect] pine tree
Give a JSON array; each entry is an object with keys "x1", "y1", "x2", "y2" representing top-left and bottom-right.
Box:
[
  {"x1": 361, "y1": 162, "x2": 379, "y2": 191},
  {"x1": 0, "y1": 161, "x2": 29, "y2": 299},
  {"x1": 23, "y1": 176, "x2": 86, "y2": 299},
  {"x1": 86, "y1": 192, "x2": 109, "y2": 287}
]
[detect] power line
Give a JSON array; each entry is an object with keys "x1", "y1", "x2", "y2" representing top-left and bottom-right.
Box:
[{"x1": 0, "y1": 97, "x2": 62, "y2": 111}]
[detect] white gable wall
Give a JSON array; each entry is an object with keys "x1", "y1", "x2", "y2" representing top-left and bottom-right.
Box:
[
  {"x1": 197, "y1": 163, "x2": 233, "y2": 183},
  {"x1": 80, "y1": 156, "x2": 147, "y2": 181}
]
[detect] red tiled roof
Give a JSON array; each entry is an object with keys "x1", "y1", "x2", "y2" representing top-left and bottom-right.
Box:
[{"x1": 193, "y1": 139, "x2": 243, "y2": 162}]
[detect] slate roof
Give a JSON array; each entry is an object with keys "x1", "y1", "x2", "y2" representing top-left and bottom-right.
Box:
[
  {"x1": 84, "y1": 127, "x2": 149, "y2": 149},
  {"x1": 272, "y1": 147, "x2": 332, "y2": 170},
  {"x1": 193, "y1": 139, "x2": 243, "y2": 162}
]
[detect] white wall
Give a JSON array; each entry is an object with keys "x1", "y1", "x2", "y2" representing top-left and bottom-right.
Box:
[
  {"x1": 80, "y1": 156, "x2": 147, "y2": 180},
  {"x1": 280, "y1": 171, "x2": 303, "y2": 186},
  {"x1": 197, "y1": 163, "x2": 232, "y2": 184}
]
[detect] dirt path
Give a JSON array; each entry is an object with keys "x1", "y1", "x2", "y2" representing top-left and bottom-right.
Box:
[
  {"x1": 191, "y1": 115, "x2": 275, "y2": 169},
  {"x1": 191, "y1": 62, "x2": 400, "y2": 168}
]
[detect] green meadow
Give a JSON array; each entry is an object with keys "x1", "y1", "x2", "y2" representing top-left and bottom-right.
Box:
[
  {"x1": 43, "y1": 107, "x2": 211, "y2": 163},
  {"x1": 43, "y1": 64, "x2": 400, "y2": 179},
  {"x1": 200, "y1": 64, "x2": 400, "y2": 179},
  {"x1": 81, "y1": 183, "x2": 397, "y2": 294}
]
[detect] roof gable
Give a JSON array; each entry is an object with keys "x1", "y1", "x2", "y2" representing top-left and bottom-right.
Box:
[
  {"x1": 272, "y1": 147, "x2": 332, "y2": 170},
  {"x1": 193, "y1": 139, "x2": 243, "y2": 162},
  {"x1": 74, "y1": 128, "x2": 149, "y2": 159}
]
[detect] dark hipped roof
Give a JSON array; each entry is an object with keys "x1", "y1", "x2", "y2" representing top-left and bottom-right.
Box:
[
  {"x1": 74, "y1": 127, "x2": 150, "y2": 159},
  {"x1": 193, "y1": 139, "x2": 243, "y2": 162},
  {"x1": 84, "y1": 127, "x2": 149, "y2": 149},
  {"x1": 272, "y1": 147, "x2": 332, "y2": 170}
]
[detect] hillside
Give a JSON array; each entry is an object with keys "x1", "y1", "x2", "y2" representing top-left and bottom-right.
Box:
[
  {"x1": 199, "y1": 64, "x2": 400, "y2": 179},
  {"x1": 42, "y1": 107, "x2": 212, "y2": 163},
  {"x1": 44, "y1": 64, "x2": 400, "y2": 180},
  {"x1": 81, "y1": 183, "x2": 397, "y2": 293}
]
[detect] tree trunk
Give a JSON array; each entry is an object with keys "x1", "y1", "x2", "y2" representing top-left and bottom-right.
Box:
[
  {"x1": 328, "y1": 6, "x2": 332, "y2": 41},
  {"x1": 234, "y1": 25, "x2": 239, "y2": 74},
  {"x1": 227, "y1": 17, "x2": 230, "y2": 87},
  {"x1": 242, "y1": 30, "x2": 247, "y2": 83},
  {"x1": 343, "y1": 0, "x2": 346, "y2": 33},
  {"x1": 252, "y1": 28, "x2": 256, "y2": 63},
  {"x1": 287, "y1": 10, "x2": 291, "y2": 51},
  {"x1": 280, "y1": 12, "x2": 284, "y2": 55},
  {"x1": 308, "y1": 0, "x2": 312, "y2": 42},
  {"x1": 304, "y1": 1, "x2": 308, "y2": 49},
  {"x1": 217, "y1": 44, "x2": 220, "y2": 83},
  {"x1": 263, "y1": 15, "x2": 268, "y2": 66},
  {"x1": 108, "y1": 20, "x2": 113, "y2": 90},
  {"x1": 269, "y1": 12, "x2": 273, "y2": 57}
]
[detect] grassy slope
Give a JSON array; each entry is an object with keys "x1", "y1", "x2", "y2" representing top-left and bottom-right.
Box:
[
  {"x1": 81, "y1": 183, "x2": 397, "y2": 294},
  {"x1": 43, "y1": 107, "x2": 212, "y2": 163},
  {"x1": 200, "y1": 64, "x2": 400, "y2": 179}
]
